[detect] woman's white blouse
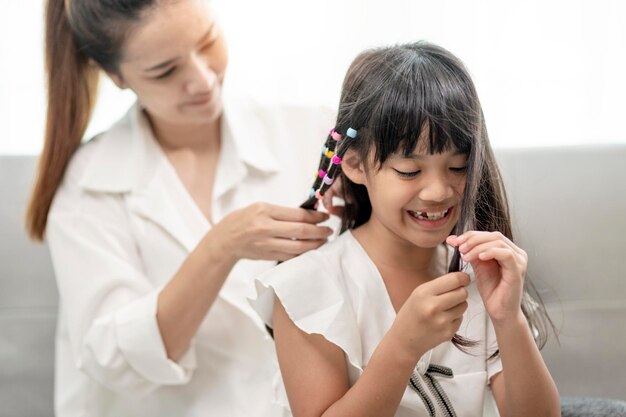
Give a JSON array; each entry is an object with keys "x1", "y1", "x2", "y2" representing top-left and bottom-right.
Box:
[
  {"x1": 46, "y1": 96, "x2": 332, "y2": 417},
  {"x1": 251, "y1": 231, "x2": 503, "y2": 417}
]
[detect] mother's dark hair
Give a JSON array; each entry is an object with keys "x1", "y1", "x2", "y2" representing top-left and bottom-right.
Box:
[{"x1": 26, "y1": 0, "x2": 158, "y2": 240}]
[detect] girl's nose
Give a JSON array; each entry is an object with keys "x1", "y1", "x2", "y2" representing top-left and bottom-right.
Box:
[
  {"x1": 184, "y1": 53, "x2": 218, "y2": 96},
  {"x1": 418, "y1": 174, "x2": 454, "y2": 203}
]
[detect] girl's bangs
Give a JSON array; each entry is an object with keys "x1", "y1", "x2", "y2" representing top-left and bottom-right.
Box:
[{"x1": 364, "y1": 57, "x2": 474, "y2": 164}]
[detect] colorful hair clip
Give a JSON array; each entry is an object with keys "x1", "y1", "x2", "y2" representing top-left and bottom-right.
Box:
[{"x1": 298, "y1": 127, "x2": 358, "y2": 211}]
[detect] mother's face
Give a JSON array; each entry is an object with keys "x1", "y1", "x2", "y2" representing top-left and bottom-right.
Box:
[{"x1": 111, "y1": 0, "x2": 228, "y2": 128}]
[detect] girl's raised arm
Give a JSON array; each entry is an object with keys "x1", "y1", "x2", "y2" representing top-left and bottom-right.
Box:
[{"x1": 448, "y1": 232, "x2": 560, "y2": 417}]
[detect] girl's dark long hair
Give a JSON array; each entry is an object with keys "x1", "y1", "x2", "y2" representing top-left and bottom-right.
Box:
[{"x1": 320, "y1": 42, "x2": 554, "y2": 351}]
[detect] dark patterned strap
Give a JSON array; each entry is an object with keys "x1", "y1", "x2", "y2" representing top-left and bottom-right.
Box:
[{"x1": 407, "y1": 364, "x2": 457, "y2": 417}]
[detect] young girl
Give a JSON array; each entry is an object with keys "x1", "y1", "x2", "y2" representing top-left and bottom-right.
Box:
[{"x1": 251, "y1": 42, "x2": 560, "y2": 417}]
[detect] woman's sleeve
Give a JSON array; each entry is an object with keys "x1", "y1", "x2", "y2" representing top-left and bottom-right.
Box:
[{"x1": 46, "y1": 172, "x2": 196, "y2": 397}]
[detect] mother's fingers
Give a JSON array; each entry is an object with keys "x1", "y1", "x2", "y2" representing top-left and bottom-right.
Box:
[
  {"x1": 267, "y1": 204, "x2": 330, "y2": 224},
  {"x1": 270, "y1": 220, "x2": 334, "y2": 240},
  {"x1": 322, "y1": 193, "x2": 345, "y2": 217}
]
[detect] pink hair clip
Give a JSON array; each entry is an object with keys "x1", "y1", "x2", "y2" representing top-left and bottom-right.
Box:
[{"x1": 330, "y1": 129, "x2": 342, "y2": 141}]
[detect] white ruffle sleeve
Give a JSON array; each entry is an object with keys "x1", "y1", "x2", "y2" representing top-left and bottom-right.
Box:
[{"x1": 251, "y1": 251, "x2": 364, "y2": 370}]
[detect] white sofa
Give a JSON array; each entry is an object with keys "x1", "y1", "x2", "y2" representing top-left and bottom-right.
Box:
[
  {"x1": 1, "y1": 156, "x2": 57, "y2": 416},
  {"x1": 495, "y1": 145, "x2": 626, "y2": 401},
  {"x1": 1, "y1": 145, "x2": 625, "y2": 416}
]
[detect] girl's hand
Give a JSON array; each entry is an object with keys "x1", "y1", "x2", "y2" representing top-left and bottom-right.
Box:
[
  {"x1": 210, "y1": 202, "x2": 333, "y2": 262},
  {"x1": 390, "y1": 272, "x2": 470, "y2": 359},
  {"x1": 446, "y1": 232, "x2": 527, "y2": 324}
]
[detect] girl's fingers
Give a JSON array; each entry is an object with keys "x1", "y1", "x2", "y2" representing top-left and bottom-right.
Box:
[
  {"x1": 466, "y1": 244, "x2": 524, "y2": 272},
  {"x1": 446, "y1": 235, "x2": 461, "y2": 246},
  {"x1": 475, "y1": 247, "x2": 520, "y2": 264},
  {"x1": 426, "y1": 272, "x2": 471, "y2": 296},
  {"x1": 455, "y1": 231, "x2": 525, "y2": 257},
  {"x1": 457, "y1": 231, "x2": 512, "y2": 251},
  {"x1": 437, "y1": 286, "x2": 469, "y2": 310},
  {"x1": 461, "y1": 240, "x2": 508, "y2": 262},
  {"x1": 444, "y1": 300, "x2": 469, "y2": 320},
  {"x1": 463, "y1": 240, "x2": 518, "y2": 262}
]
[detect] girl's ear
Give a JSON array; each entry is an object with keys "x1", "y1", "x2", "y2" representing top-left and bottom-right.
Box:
[{"x1": 341, "y1": 149, "x2": 367, "y2": 185}]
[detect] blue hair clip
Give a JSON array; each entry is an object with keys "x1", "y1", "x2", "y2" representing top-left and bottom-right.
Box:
[{"x1": 347, "y1": 128, "x2": 358, "y2": 138}]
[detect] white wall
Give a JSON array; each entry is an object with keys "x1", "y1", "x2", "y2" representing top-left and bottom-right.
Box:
[{"x1": 1, "y1": 0, "x2": 625, "y2": 155}]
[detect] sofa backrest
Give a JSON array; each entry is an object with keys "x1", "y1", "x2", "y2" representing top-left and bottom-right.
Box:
[
  {"x1": 1, "y1": 146, "x2": 625, "y2": 417},
  {"x1": 495, "y1": 145, "x2": 626, "y2": 400},
  {"x1": 0, "y1": 156, "x2": 57, "y2": 416}
]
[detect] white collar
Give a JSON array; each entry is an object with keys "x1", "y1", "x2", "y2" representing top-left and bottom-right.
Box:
[{"x1": 78, "y1": 98, "x2": 279, "y2": 193}]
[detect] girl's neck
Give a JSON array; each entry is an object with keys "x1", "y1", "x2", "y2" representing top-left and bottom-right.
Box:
[
  {"x1": 145, "y1": 110, "x2": 221, "y2": 155},
  {"x1": 352, "y1": 218, "x2": 447, "y2": 283},
  {"x1": 352, "y1": 218, "x2": 449, "y2": 313}
]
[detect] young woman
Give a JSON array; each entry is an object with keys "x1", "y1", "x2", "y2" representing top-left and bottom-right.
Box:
[{"x1": 26, "y1": 0, "x2": 333, "y2": 415}]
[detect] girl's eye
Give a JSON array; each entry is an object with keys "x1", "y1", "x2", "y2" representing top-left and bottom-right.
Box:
[
  {"x1": 449, "y1": 166, "x2": 468, "y2": 173},
  {"x1": 393, "y1": 168, "x2": 420, "y2": 178},
  {"x1": 154, "y1": 67, "x2": 176, "y2": 80}
]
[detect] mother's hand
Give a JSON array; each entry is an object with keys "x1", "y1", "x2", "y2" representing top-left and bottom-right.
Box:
[
  {"x1": 321, "y1": 178, "x2": 345, "y2": 217},
  {"x1": 213, "y1": 202, "x2": 333, "y2": 262}
]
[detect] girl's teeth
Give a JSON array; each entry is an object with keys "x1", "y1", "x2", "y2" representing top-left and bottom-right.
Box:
[{"x1": 411, "y1": 208, "x2": 450, "y2": 220}]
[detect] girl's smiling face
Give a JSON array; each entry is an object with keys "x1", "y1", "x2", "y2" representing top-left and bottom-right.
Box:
[{"x1": 346, "y1": 142, "x2": 468, "y2": 249}]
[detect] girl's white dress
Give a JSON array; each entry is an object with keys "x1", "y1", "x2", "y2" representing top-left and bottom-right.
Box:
[{"x1": 251, "y1": 231, "x2": 503, "y2": 417}]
